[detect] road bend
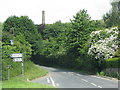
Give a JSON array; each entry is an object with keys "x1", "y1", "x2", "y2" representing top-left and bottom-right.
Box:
[{"x1": 32, "y1": 65, "x2": 118, "y2": 88}]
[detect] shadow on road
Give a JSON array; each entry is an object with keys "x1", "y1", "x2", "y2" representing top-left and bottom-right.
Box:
[{"x1": 40, "y1": 65, "x2": 92, "y2": 76}]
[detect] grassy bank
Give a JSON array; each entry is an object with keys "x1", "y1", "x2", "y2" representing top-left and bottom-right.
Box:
[
  {"x1": 2, "y1": 77, "x2": 54, "y2": 88},
  {"x1": 96, "y1": 71, "x2": 119, "y2": 80},
  {"x1": 2, "y1": 62, "x2": 55, "y2": 88}
]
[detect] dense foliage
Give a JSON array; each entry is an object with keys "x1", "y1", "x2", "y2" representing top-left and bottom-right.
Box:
[
  {"x1": 33, "y1": 9, "x2": 105, "y2": 73},
  {"x1": 88, "y1": 27, "x2": 119, "y2": 60},
  {"x1": 2, "y1": 1, "x2": 119, "y2": 80},
  {"x1": 106, "y1": 57, "x2": 120, "y2": 68},
  {"x1": 103, "y1": 1, "x2": 120, "y2": 27},
  {"x1": 2, "y1": 16, "x2": 41, "y2": 80},
  {"x1": 0, "y1": 22, "x2": 2, "y2": 64}
]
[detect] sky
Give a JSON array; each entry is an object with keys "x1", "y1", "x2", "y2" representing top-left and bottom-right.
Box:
[{"x1": 0, "y1": 0, "x2": 112, "y2": 24}]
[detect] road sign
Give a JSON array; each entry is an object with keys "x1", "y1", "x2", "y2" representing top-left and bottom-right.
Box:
[
  {"x1": 10, "y1": 53, "x2": 22, "y2": 58},
  {"x1": 13, "y1": 58, "x2": 22, "y2": 62},
  {"x1": 10, "y1": 40, "x2": 14, "y2": 45}
]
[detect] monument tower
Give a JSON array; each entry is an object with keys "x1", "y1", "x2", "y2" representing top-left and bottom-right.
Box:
[{"x1": 42, "y1": 11, "x2": 45, "y2": 25}]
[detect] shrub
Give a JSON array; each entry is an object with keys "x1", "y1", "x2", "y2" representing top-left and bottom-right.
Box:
[
  {"x1": 106, "y1": 57, "x2": 120, "y2": 68},
  {"x1": 88, "y1": 27, "x2": 119, "y2": 60}
]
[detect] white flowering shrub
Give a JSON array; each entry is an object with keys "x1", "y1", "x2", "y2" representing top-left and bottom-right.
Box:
[{"x1": 88, "y1": 27, "x2": 119, "y2": 60}]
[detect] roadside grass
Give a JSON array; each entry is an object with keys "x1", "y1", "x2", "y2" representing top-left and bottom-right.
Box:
[
  {"x1": 96, "y1": 71, "x2": 119, "y2": 80},
  {"x1": 2, "y1": 78, "x2": 54, "y2": 88},
  {"x1": 2, "y1": 62, "x2": 55, "y2": 88},
  {"x1": 0, "y1": 81, "x2": 2, "y2": 89},
  {"x1": 24, "y1": 64, "x2": 48, "y2": 80}
]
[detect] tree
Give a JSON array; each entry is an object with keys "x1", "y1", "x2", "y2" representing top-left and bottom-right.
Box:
[
  {"x1": 69, "y1": 9, "x2": 95, "y2": 55},
  {"x1": 103, "y1": 1, "x2": 120, "y2": 27},
  {"x1": 3, "y1": 15, "x2": 42, "y2": 55},
  {"x1": 0, "y1": 22, "x2": 2, "y2": 61}
]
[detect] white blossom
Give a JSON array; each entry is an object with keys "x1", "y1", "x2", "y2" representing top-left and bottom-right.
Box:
[{"x1": 88, "y1": 27, "x2": 119, "y2": 60}]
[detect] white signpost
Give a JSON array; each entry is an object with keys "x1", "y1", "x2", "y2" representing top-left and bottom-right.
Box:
[
  {"x1": 10, "y1": 53, "x2": 24, "y2": 80},
  {"x1": 13, "y1": 58, "x2": 22, "y2": 62},
  {"x1": 10, "y1": 53, "x2": 22, "y2": 58}
]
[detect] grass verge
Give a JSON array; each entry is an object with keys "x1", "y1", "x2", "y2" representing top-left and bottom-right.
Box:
[
  {"x1": 96, "y1": 71, "x2": 119, "y2": 80},
  {"x1": 2, "y1": 78, "x2": 54, "y2": 88},
  {"x1": 2, "y1": 62, "x2": 55, "y2": 88}
]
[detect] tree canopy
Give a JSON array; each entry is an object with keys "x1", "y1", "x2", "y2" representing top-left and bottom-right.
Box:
[{"x1": 103, "y1": 1, "x2": 120, "y2": 27}]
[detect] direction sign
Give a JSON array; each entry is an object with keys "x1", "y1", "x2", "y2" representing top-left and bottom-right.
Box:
[
  {"x1": 13, "y1": 58, "x2": 22, "y2": 62},
  {"x1": 10, "y1": 53, "x2": 22, "y2": 58}
]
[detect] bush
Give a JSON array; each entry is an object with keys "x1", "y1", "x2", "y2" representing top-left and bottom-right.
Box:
[
  {"x1": 106, "y1": 57, "x2": 120, "y2": 68},
  {"x1": 98, "y1": 71, "x2": 120, "y2": 80}
]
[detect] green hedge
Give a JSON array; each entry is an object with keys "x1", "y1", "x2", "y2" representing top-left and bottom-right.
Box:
[
  {"x1": 106, "y1": 57, "x2": 120, "y2": 68},
  {"x1": 98, "y1": 71, "x2": 120, "y2": 80}
]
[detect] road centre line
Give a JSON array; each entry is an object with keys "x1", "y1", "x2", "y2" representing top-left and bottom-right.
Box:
[
  {"x1": 76, "y1": 74, "x2": 82, "y2": 76},
  {"x1": 91, "y1": 83, "x2": 97, "y2": 86},
  {"x1": 49, "y1": 76, "x2": 56, "y2": 87},
  {"x1": 81, "y1": 78, "x2": 102, "y2": 88},
  {"x1": 91, "y1": 83, "x2": 102, "y2": 88},
  {"x1": 81, "y1": 79, "x2": 88, "y2": 82}
]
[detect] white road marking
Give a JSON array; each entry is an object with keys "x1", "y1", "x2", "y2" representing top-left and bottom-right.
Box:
[
  {"x1": 49, "y1": 76, "x2": 56, "y2": 87},
  {"x1": 77, "y1": 74, "x2": 82, "y2": 76},
  {"x1": 91, "y1": 75, "x2": 113, "y2": 81},
  {"x1": 47, "y1": 78, "x2": 50, "y2": 83},
  {"x1": 68, "y1": 72, "x2": 74, "y2": 74},
  {"x1": 81, "y1": 78, "x2": 102, "y2": 88},
  {"x1": 91, "y1": 83, "x2": 97, "y2": 86},
  {"x1": 98, "y1": 85, "x2": 102, "y2": 88},
  {"x1": 56, "y1": 83, "x2": 59, "y2": 87},
  {"x1": 81, "y1": 79, "x2": 88, "y2": 82}
]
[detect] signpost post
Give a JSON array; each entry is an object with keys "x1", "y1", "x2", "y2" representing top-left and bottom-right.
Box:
[
  {"x1": 7, "y1": 65, "x2": 11, "y2": 80},
  {"x1": 21, "y1": 62, "x2": 24, "y2": 80}
]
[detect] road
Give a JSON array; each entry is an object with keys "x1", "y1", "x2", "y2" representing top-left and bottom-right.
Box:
[{"x1": 32, "y1": 65, "x2": 119, "y2": 89}]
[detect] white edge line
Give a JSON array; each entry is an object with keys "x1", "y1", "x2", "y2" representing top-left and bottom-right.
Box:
[
  {"x1": 47, "y1": 78, "x2": 50, "y2": 83},
  {"x1": 91, "y1": 75, "x2": 113, "y2": 81},
  {"x1": 49, "y1": 76, "x2": 56, "y2": 87}
]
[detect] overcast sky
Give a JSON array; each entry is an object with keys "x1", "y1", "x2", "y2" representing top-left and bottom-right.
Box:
[{"x1": 0, "y1": 0, "x2": 112, "y2": 24}]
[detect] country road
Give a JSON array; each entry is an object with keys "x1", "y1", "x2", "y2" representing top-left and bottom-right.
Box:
[{"x1": 32, "y1": 65, "x2": 119, "y2": 89}]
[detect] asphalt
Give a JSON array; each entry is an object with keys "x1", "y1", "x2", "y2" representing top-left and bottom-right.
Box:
[{"x1": 32, "y1": 65, "x2": 119, "y2": 89}]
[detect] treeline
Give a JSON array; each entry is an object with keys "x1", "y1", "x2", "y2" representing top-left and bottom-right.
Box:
[
  {"x1": 33, "y1": 1, "x2": 119, "y2": 73},
  {"x1": 2, "y1": 16, "x2": 42, "y2": 80},
  {"x1": 33, "y1": 10, "x2": 107, "y2": 73}
]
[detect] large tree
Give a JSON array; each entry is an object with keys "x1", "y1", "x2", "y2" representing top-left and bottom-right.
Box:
[
  {"x1": 3, "y1": 16, "x2": 42, "y2": 55},
  {"x1": 103, "y1": 1, "x2": 120, "y2": 27},
  {"x1": 69, "y1": 9, "x2": 95, "y2": 56}
]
